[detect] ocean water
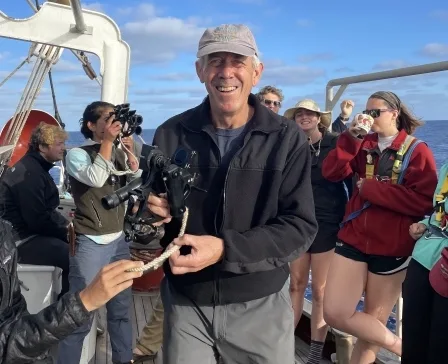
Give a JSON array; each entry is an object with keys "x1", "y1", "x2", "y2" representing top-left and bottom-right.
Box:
[
  {"x1": 66, "y1": 120, "x2": 448, "y2": 168},
  {"x1": 65, "y1": 120, "x2": 448, "y2": 332}
]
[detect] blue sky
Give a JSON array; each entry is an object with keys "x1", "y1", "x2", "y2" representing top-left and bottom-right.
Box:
[{"x1": 1, "y1": 0, "x2": 448, "y2": 131}]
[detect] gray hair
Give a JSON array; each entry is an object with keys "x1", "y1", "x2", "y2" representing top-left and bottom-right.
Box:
[
  {"x1": 256, "y1": 85, "x2": 284, "y2": 102},
  {"x1": 369, "y1": 91, "x2": 423, "y2": 135},
  {"x1": 197, "y1": 54, "x2": 261, "y2": 70}
]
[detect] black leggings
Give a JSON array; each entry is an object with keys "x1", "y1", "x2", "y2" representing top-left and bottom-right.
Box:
[
  {"x1": 402, "y1": 258, "x2": 448, "y2": 364},
  {"x1": 18, "y1": 236, "x2": 69, "y2": 298}
]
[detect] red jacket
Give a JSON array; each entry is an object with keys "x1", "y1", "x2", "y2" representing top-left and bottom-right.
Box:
[{"x1": 322, "y1": 129, "x2": 437, "y2": 257}]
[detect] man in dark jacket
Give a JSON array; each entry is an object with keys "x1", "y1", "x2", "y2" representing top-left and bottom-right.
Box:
[
  {"x1": 0, "y1": 217, "x2": 144, "y2": 364},
  {"x1": 145, "y1": 24, "x2": 318, "y2": 364},
  {"x1": 0, "y1": 122, "x2": 70, "y2": 296}
]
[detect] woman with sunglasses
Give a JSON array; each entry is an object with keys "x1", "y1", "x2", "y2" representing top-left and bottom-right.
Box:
[
  {"x1": 284, "y1": 99, "x2": 348, "y2": 364},
  {"x1": 322, "y1": 91, "x2": 437, "y2": 363},
  {"x1": 57, "y1": 101, "x2": 141, "y2": 364}
]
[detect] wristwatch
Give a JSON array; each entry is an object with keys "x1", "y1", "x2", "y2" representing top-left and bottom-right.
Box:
[{"x1": 340, "y1": 114, "x2": 350, "y2": 121}]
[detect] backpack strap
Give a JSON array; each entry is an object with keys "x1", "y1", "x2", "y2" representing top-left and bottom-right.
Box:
[{"x1": 391, "y1": 135, "x2": 416, "y2": 184}]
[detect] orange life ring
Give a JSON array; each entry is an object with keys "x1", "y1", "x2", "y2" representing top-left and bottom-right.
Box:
[{"x1": 0, "y1": 109, "x2": 61, "y2": 167}]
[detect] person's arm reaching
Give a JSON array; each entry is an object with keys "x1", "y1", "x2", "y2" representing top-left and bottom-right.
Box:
[{"x1": 1, "y1": 259, "x2": 144, "y2": 363}]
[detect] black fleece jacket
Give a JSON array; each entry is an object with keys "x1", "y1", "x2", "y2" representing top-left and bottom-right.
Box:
[
  {"x1": 153, "y1": 94, "x2": 318, "y2": 305},
  {"x1": 0, "y1": 151, "x2": 68, "y2": 242}
]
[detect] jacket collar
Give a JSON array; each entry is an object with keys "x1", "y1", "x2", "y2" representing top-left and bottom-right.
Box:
[
  {"x1": 320, "y1": 131, "x2": 336, "y2": 147},
  {"x1": 180, "y1": 93, "x2": 285, "y2": 134},
  {"x1": 26, "y1": 150, "x2": 55, "y2": 172},
  {"x1": 362, "y1": 128, "x2": 409, "y2": 152}
]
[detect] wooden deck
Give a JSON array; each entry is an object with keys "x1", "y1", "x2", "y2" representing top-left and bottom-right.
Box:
[
  {"x1": 93, "y1": 291, "x2": 328, "y2": 364},
  {"x1": 94, "y1": 291, "x2": 160, "y2": 364}
]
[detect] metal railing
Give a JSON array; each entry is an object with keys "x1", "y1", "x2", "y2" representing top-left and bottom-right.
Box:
[{"x1": 325, "y1": 61, "x2": 448, "y2": 113}]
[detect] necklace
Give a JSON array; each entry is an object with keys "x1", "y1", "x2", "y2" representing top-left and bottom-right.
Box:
[{"x1": 309, "y1": 137, "x2": 322, "y2": 157}]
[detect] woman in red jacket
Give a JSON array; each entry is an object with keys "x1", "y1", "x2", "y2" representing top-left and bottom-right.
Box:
[{"x1": 322, "y1": 91, "x2": 437, "y2": 364}]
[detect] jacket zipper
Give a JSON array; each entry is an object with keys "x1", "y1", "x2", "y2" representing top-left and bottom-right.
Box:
[
  {"x1": 218, "y1": 131, "x2": 253, "y2": 233},
  {"x1": 363, "y1": 150, "x2": 387, "y2": 253},
  {"x1": 0, "y1": 267, "x2": 10, "y2": 312},
  {"x1": 91, "y1": 199, "x2": 103, "y2": 228}
]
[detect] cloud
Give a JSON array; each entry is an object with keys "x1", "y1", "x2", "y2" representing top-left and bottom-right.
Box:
[
  {"x1": 334, "y1": 67, "x2": 355, "y2": 73},
  {"x1": 121, "y1": 4, "x2": 205, "y2": 64},
  {"x1": 52, "y1": 59, "x2": 83, "y2": 73},
  {"x1": 138, "y1": 97, "x2": 203, "y2": 111},
  {"x1": 372, "y1": 60, "x2": 410, "y2": 70},
  {"x1": 261, "y1": 64, "x2": 325, "y2": 86},
  {"x1": 429, "y1": 10, "x2": 448, "y2": 20},
  {"x1": 419, "y1": 43, "x2": 448, "y2": 58},
  {"x1": 59, "y1": 75, "x2": 101, "y2": 99},
  {"x1": 132, "y1": 86, "x2": 205, "y2": 98},
  {"x1": 229, "y1": 0, "x2": 265, "y2": 4},
  {"x1": 297, "y1": 19, "x2": 313, "y2": 27},
  {"x1": 0, "y1": 52, "x2": 10, "y2": 61},
  {"x1": 118, "y1": 3, "x2": 159, "y2": 18},
  {"x1": 82, "y1": 2, "x2": 105, "y2": 13},
  {"x1": 298, "y1": 52, "x2": 335, "y2": 63},
  {"x1": 282, "y1": 92, "x2": 326, "y2": 113},
  {"x1": 0, "y1": 69, "x2": 31, "y2": 80},
  {"x1": 148, "y1": 72, "x2": 196, "y2": 82}
]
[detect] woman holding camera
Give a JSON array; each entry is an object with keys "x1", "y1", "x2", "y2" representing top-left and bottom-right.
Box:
[
  {"x1": 57, "y1": 101, "x2": 140, "y2": 364},
  {"x1": 321, "y1": 91, "x2": 437, "y2": 363}
]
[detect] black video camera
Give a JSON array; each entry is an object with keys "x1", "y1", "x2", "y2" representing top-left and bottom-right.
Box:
[
  {"x1": 101, "y1": 144, "x2": 200, "y2": 244},
  {"x1": 110, "y1": 103, "x2": 143, "y2": 138}
]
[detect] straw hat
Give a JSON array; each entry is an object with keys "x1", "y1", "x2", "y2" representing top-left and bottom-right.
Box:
[{"x1": 283, "y1": 99, "x2": 332, "y2": 129}]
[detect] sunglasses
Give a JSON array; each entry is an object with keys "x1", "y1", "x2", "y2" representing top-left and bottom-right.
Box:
[
  {"x1": 263, "y1": 99, "x2": 281, "y2": 108},
  {"x1": 362, "y1": 108, "x2": 395, "y2": 118}
]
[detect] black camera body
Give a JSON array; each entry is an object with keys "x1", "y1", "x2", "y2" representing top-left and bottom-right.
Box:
[
  {"x1": 102, "y1": 144, "x2": 199, "y2": 244},
  {"x1": 110, "y1": 103, "x2": 143, "y2": 138}
]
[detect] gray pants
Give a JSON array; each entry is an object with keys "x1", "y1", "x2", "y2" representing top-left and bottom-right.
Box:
[{"x1": 161, "y1": 277, "x2": 295, "y2": 364}]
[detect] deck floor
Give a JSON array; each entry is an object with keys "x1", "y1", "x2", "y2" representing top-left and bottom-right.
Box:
[
  {"x1": 94, "y1": 291, "x2": 160, "y2": 364},
  {"x1": 93, "y1": 291, "x2": 330, "y2": 364}
]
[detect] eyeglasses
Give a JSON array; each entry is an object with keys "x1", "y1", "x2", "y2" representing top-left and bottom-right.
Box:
[
  {"x1": 263, "y1": 99, "x2": 281, "y2": 108},
  {"x1": 362, "y1": 108, "x2": 395, "y2": 118}
]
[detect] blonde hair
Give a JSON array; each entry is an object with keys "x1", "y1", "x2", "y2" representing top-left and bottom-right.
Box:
[{"x1": 29, "y1": 122, "x2": 67, "y2": 151}]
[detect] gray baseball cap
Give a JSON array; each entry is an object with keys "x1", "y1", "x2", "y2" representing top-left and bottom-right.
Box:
[{"x1": 197, "y1": 24, "x2": 259, "y2": 58}]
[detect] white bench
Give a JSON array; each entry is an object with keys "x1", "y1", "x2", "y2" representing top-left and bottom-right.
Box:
[{"x1": 17, "y1": 264, "x2": 97, "y2": 364}]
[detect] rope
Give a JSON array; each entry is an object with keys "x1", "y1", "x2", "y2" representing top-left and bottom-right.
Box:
[
  {"x1": 48, "y1": 69, "x2": 64, "y2": 128},
  {"x1": 127, "y1": 207, "x2": 189, "y2": 272},
  {"x1": 0, "y1": 58, "x2": 30, "y2": 88},
  {"x1": 4, "y1": 46, "x2": 58, "y2": 146}
]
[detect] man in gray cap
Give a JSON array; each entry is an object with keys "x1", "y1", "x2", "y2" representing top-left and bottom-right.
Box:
[{"x1": 144, "y1": 24, "x2": 317, "y2": 363}]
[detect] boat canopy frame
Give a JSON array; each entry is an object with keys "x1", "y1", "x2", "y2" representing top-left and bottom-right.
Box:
[{"x1": 0, "y1": 1, "x2": 130, "y2": 104}]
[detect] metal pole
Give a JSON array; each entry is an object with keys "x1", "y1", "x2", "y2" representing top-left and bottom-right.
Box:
[
  {"x1": 327, "y1": 61, "x2": 448, "y2": 87},
  {"x1": 69, "y1": 0, "x2": 87, "y2": 33}
]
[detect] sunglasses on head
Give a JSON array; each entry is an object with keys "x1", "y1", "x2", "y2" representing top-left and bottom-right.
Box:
[
  {"x1": 263, "y1": 99, "x2": 281, "y2": 108},
  {"x1": 362, "y1": 108, "x2": 395, "y2": 118}
]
